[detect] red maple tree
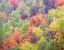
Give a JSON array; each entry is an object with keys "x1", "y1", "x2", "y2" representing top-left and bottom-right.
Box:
[
  {"x1": 30, "y1": 13, "x2": 46, "y2": 27},
  {"x1": 55, "y1": 0, "x2": 64, "y2": 8}
]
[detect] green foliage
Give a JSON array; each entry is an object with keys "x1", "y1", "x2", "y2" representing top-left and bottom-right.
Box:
[
  {"x1": 0, "y1": 27, "x2": 4, "y2": 48},
  {"x1": 11, "y1": 18, "x2": 18, "y2": 27},
  {"x1": 57, "y1": 18, "x2": 64, "y2": 32},
  {"x1": 0, "y1": 12, "x2": 7, "y2": 27},
  {"x1": 40, "y1": 23, "x2": 48, "y2": 30},
  {"x1": 39, "y1": 0, "x2": 45, "y2": 13},
  {"x1": 0, "y1": 3, "x2": 3, "y2": 12},
  {"x1": 2, "y1": 23, "x2": 13, "y2": 41},
  {"x1": 5, "y1": 2, "x2": 12, "y2": 11},
  {"x1": 21, "y1": 42, "x2": 38, "y2": 50},
  {"x1": 10, "y1": 10, "x2": 20, "y2": 19},
  {"x1": 5, "y1": 2, "x2": 13, "y2": 16},
  {"x1": 2, "y1": 23, "x2": 13, "y2": 33},
  {"x1": 12, "y1": 44, "x2": 22, "y2": 50},
  {"x1": 48, "y1": 6, "x2": 64, "y2": 18},
  {"x1": 36, "y1": 36, "x2": 48, "y2": 50},
  {"x1": 32, "y1": 0, "x2": 36, "y2": 6},
  {"x1": 24, "y1": 6, "x2": 30, "y2": 16},
  {"x1": 10, "y1": 10, "x2": 21, "y2": 27},
  {"x1": 18, "y1": 1, "x2": 26, "y2": 11},
  {"x1": 0, "y1": 1, "x2": 12, "y2": 12},
  {"x1": 0, "y1": 23, "x2": 13, "y2": 48},
  {"x1": 62, "y1": 39, "x2": 64, "y2": 49},
  {"x1": 46, "y1": 40, "x2": 60, "y2": 50},
  {"x1": 17, "y1": 20, "x2": 25, "y2": 28},
  {"x1": 26, "y1": 0, "x2": 33, "y2": 6},
  {"x1": 46, "y1": 5, "x2": 64, "y2": 24},
  {"x1": 19, "y1": 20, "x2": 29, "y2": 34}
]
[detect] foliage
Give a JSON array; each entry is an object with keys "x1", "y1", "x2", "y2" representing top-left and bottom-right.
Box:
[
  {"x1": 10, "y1": 10, "x2": 20, "y2": 27},
  {"x1": 21, "y1": 42, "x2": 38, "y2": 50},
  {"x1": 3, "y1": 39, "x2": 17, "y2": 50},
  {"x1": 46, "y1": 5, "x2": 64, "y2": 24},
  {"x1": 55, "y1": 0, "x2": 64, "y2": 8},
  {"x1": 37, "y1": 39, "x2": 48, "y2": 50},
  {"x1": 24, "y1": 6, "x2": 30, "y2": 16},
  {"x1": 33, "y1": 27, "x2": 44, "y2": 38},
  {"x1": 57, "y1": 17, "x2": 64, "y2": 32},
  {"x1": 12, "y1": 44, "x2": 22, "y2": 50},
  {"x1": 39, "y1": 0, "x2": 45, "y2": 13},
  {"x1": 49, "y1": 21, "x2": 59, "y2": 31},
  {"x1": 17, "y1": 1, "x2": 26, "y2": 11},
  {"x1": 19, "y1": 20, "x2": 29, "y2": 34},
  {"x1": 10, "y1": 10, "x2": 20, "y2": 19},
  {"x1": 12, "y1": 30, "x2": 20, "y2": 43},
  {"x1": 5, "y1": 2, "x2": 13, "y2": 15},
  {"x1": 0, "y1": 0, "x2": 64, "y2": 50},
  {"x1": 30, "y1": 13, "x2": 45, "y2": 27},
  {"x1": 2, "y1": 23, "x2": 13, "y2": 33},
  {"x1": 46, "y1": 40, "x2": 60, "y2": 50}
]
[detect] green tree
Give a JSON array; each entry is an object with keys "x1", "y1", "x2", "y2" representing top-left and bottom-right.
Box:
[
  {"x1": 10, "y1": 10, "x2": 20, "y2": 27},
  {"x1": 2, "y1": 23, "x2": 13, "y2": 41},
  {"x1": 46, "y1": 5, "x2": 64, "y2": 24},
  {"x1": 21, "y1": 42, "x2": 38, "y2": 50}
]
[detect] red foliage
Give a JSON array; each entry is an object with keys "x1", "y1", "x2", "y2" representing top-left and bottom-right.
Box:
[
  {"x1": 3, "y1": 39, "x2": 17, "y2": 49},
  {"x1": 20, "y1": 15, "x2": 28, "y2": 20},
  {"x1": 8, "y1": 0, "x2": 18, "y2": 5},
  {"x1": 12, "y1": 30, "x2": 20, "y2": 43},
  {"x1": 21, "y1": 27, "x2": 33, "y2": 44},
  {"x1": 21, "y1": 13, "x2": 45, "y2": 44},
  {"x1": 26, "y1": 27, "x2": 33, "y2": 39},
  {"x1": 55, "y1": 0, "x2": 64, "y2": 8},
  {"x1": 25, "y1": 27, "x2": 38, "y2": 43},
  {"x1": 30, "y1": 13, "x2": 46, "y2": 27}
]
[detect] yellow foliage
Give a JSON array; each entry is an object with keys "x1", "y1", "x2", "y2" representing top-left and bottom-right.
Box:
[
  {"x1": 21, "y1": 42, "x2": 38, "y2": 50},
  {"x1": 49, "y1": 22, "x2": 59, "y2": 31},
  {"x1": 33, "y1": 27, "x2": 44, "y2": 37}
]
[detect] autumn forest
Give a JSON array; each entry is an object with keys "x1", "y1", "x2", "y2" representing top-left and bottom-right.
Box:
[{"x1": 0, "y1": 0, "x2": 64, "y2": 50}]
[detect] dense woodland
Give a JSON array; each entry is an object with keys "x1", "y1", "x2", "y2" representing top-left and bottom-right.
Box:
[{"x1": 0, "y1": 0, "x2": 64, "y2": 50}]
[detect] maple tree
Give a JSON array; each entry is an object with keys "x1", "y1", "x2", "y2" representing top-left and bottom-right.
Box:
[
  {"x1": 30, "y1": 13, "x2": 46, "y2": 27},
  {"x1": 12, "y1": 29, "x2": 20, "y2": 43},
  {"x1": 3, "y1": 39, "x2": 17, "y2": 50},
  {"x1": 55, "y1": 0, "x2": 64, "y2": 8}
]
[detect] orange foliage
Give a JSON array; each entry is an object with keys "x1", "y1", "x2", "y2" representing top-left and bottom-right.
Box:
[
  {"x1": 12, "y1": 30, "x2": 20, "y2": 43},
  {"x1": 21, "y1": 38, "x2": 27, "y2": 44},
  {"x1": 3, "y1": 39, "x2": 17, "y2": 49},
  {"x1": 21, "y1": 27, "x2": 33, "y2": 44},
  {"x1": 55, "y1": 0, "x2": 64, "y2": 8},
  {"x1": 30, "y1": 13, "x2": 46, "y2": 27},
  {"x1": 26, "y1": 27, "x2": 33, "y2": 38},
  {"x1": 55, "y1": 31, "x2": 59, "y2": 41}
]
